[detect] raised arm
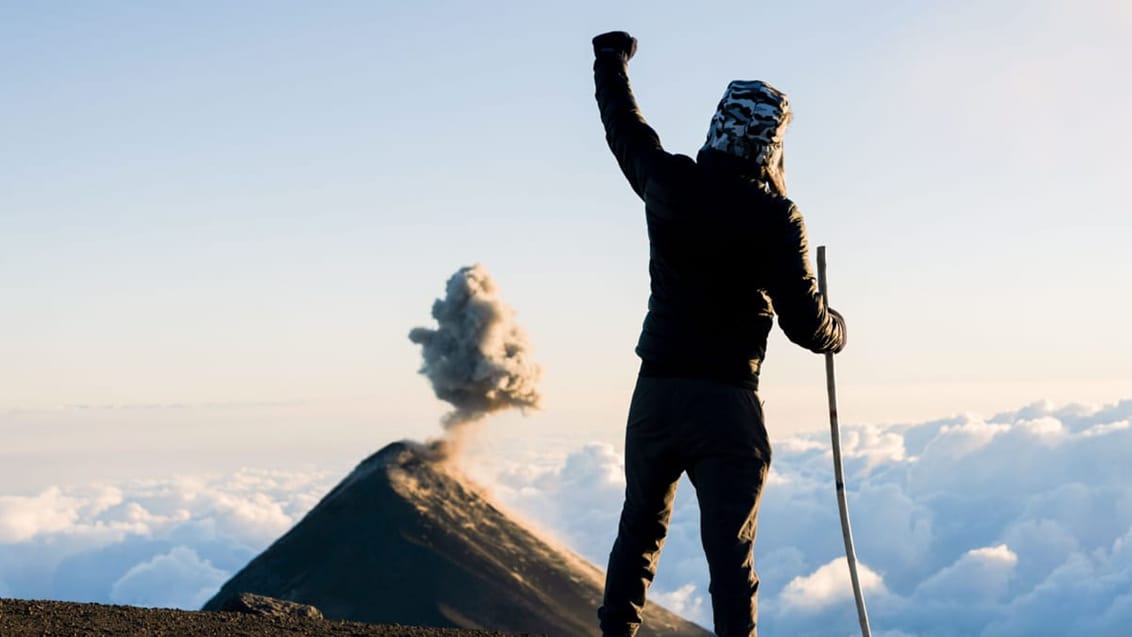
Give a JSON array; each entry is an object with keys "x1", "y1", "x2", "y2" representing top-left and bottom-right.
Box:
[
  {"x1": 592, "y1": 31, "x2": 669, "y2": 198},
  {"x1": 764, "y1": 202, "x2": 847, "y2": 354}
]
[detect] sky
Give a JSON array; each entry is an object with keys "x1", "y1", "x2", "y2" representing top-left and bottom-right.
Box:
[
  {"x1": 1, "y1": 2, "x2": 1131, "y2": 633},
  {"x1": 4, "y1": 1, "x2": 1130, "y2": 491},
  {"x1": 0, "y1": 0, "x2": 1130, "y2": 557}
]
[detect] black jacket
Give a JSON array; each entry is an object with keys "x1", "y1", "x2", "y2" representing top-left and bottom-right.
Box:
[{"x1": 594, "y1": 54, "x2": 845, "y2": 389}]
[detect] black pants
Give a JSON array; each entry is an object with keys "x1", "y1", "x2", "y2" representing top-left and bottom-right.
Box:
[{"x1": 599, "y1": 376, "x2": 771, "y2": 637}]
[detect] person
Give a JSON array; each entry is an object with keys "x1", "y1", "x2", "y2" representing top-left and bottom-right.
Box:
[{"x1": 591, "y1": 31, "x2": 847, "y2": 637}]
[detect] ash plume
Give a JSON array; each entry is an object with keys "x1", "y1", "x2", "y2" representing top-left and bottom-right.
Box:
[{"x1": 409, "y1": 264, "x2": 542, "y2": 429}]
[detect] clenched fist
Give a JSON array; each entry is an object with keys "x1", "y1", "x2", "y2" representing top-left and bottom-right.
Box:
[{"x1": 592, "y1": 31, "x2": 637, "y2": 61}]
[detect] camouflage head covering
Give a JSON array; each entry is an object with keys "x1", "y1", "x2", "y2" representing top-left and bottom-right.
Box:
[{"x1": 701, "y1": 80, "x2": 791, "y2": 194}]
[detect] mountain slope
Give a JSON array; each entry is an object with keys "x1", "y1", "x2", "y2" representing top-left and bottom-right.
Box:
[{"x1": 202, "y1": 441, "x2": 710, "y2": 637}]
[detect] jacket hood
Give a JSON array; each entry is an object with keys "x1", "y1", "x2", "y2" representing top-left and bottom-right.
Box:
[{"x1": 700, "y1": 80, "x2": 790, "y2": 194}]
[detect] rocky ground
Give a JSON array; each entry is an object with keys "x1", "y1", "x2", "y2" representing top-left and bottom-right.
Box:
[{"x1": 0, "y1": 598, "x2": 532, "y2": 637}]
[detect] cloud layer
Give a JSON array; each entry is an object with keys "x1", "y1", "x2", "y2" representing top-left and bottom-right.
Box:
[
  {"x1": 483, "y1": 399, "x2": 1132, "y2": 636},
  {"x1": 2, "y1": 399, "x2": 1130, "y2": 636},
  {"x1": 0, "y1": 469, "x2": 335, "y2": 609}
]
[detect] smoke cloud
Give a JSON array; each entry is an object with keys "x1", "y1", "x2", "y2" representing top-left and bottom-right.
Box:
[{"x1": 409, "y1": 264, "x2": 542, "y2": 428}]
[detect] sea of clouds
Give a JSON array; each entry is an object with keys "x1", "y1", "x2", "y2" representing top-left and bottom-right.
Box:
[
  {"x1": 0, "y1": 469, "x2": 337, "y2": 609},
  {"x1": 484, "y1": 399, "x2": 1132, "y2": 637},
  {"x1": 2, "y1": 399, "x2": 1130, "y2": 636}
]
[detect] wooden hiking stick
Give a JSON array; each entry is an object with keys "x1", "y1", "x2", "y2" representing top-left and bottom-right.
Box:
[{"x1": 816, "y1": 246, "x2": 872, "y2": 637}]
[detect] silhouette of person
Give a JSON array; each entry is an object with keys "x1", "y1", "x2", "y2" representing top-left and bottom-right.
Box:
[{"x1": 591, "y1": 31, "x2": 847, "y2": 637}]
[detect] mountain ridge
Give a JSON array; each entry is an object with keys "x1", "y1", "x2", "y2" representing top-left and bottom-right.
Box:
[{"x1": 202, "y1": 440, "x2": 711, "y2": 637}]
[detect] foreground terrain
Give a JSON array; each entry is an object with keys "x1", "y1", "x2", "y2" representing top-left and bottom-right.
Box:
[{"x1": 0, "y1": 598, "x2": 528, "y2": 637}]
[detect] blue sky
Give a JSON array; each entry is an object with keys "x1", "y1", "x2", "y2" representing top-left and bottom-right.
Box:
[{"x1": 2, "y1": 0, "x2": 1130, "y2": 488}]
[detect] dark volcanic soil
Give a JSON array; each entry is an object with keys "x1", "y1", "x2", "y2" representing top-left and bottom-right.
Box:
[{"x1": 0, "y1": 599, "x2": 532, "y2": 637}]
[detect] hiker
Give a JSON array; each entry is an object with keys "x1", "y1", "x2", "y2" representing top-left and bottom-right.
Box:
[{"x1": 591, "y1": 31, "x2": 847, "y2": 637}]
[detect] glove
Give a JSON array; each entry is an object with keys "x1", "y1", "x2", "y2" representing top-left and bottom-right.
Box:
[
  {"x1": 592, "y1": 31, "x2": 637, "y2": 61},
  {"x1": 828, "y1": 308, "x2": 848, "y2": 353}
]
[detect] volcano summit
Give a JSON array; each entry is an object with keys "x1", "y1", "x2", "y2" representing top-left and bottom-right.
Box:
[{"x1": 203, "y1": 442, "x2": 710, "y2": 637}]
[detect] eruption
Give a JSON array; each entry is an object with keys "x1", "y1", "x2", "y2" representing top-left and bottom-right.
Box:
[{"x1": 409, "y1": 264, "x2": 542, "y2": 432}]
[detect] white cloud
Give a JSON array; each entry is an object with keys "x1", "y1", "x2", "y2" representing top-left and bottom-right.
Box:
[
  {"x1": 912, "y1": 545, "x2": 1017, "y2": 603},
  {"x1": 0, "y1": 487, "x2": 81, "y2": 542},
  {"x1": 0, "y1": 468, "x2": 335, "y2": 608},
  {"x1": 649, "y1": 583, "x2": 705, "y2": 621},
  {"x1": 1014, "y1": 417, "x2": 1066, "y2": 444},
  {"x1": 1081, "y1": 420, "x2": 1130, "y2": 437},
  {"x1": 780, "y1": 557, "x2": 886, "y2": 611},
  {"x1": 919, "y1": 418, "x2": 1008, "y2": 462},
  {"x1": 109, "y1": 547, "x2": 227, "y2": 609},
  {"x1": 841, "y1": 425, "x2": 908, "y2": 468}
]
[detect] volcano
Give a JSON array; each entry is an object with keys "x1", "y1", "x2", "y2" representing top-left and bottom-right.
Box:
[{"x1": 202, "y1": 441, "x2": 710, "y2": 636}]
